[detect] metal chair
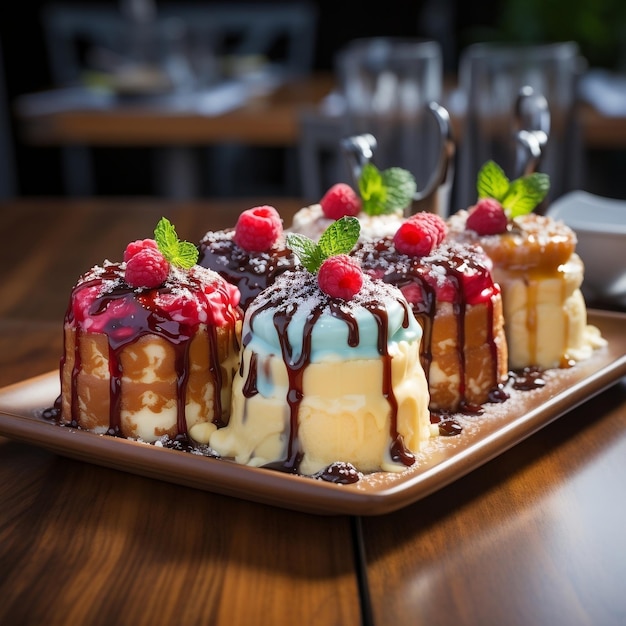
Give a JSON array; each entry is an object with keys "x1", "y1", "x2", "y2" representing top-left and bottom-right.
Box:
[
  {"x1": 453, "y1": 41, "x2": 586, "y2": 211},
  {"x1": 297, "y1": 103, "x2": 455, "y2": 217},
  {"x1": 297, "y1": 37, "x2": 454, "y2": 216}
]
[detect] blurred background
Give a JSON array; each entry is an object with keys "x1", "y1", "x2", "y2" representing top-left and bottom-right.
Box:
[{"x1": 1, "y1": 0, "x2": 626, "y2": 201}]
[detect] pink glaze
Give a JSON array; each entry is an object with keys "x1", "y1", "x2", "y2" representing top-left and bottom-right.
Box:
[{"x1": 69, "y1": 261, "x2": 241, "y2": 339}]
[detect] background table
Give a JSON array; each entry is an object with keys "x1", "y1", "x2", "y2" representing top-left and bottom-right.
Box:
[
  {"x1": 15, "y1": 76, "x2": 334, "y2": 147},
  {"x1": 16, "y1": 74, "x2": 626, "y2": 149},
  {"x1": 15, "y1": 74, "x2": 626, "y2": 199},
  {"x1": 1, "y1": 198, "x2": 625, "y2": 626}
]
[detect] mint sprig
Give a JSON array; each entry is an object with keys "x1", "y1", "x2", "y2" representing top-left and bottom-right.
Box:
[
  {"x1": 477, "y1": 160, "x2": 550, "y2": 218},
  {"x1": 359, "y1": 163, "x2": 417, "y2": 216},
  {"x1": 286, "y1": 216, "x2": 360, "y2": 273},
  {"x1": 154, "y1": 217, "x2": 199, "y2": 269}
]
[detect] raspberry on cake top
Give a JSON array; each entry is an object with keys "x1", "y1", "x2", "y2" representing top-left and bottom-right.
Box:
[
  {"x1": 290, "y1": 162, "x2": 416, "y2": 242},
  {"x1": 198, "y1": 204, "x2": 300, "y2": 310},
  {"x1": 209, "y1": 217, "x2": 432, "y2": 479}
]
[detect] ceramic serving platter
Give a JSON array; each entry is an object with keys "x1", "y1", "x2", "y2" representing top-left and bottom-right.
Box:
[{"x1": 1, "y1": 310, "x2": 625, "y2": 516}]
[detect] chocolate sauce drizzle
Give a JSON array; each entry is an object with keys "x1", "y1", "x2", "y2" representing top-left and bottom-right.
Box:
[
  {"x1": 198, "y1": 229, "x2": 298, "y2": 309},
  {"x1": 46, "y1": 262, "x2": 240, "y2": 441},
  {"x1": 241, "y1": 275, "x2": 416, "y2": 475},
  {"x1": 314, "y1": 461, "x2": 361, "y2": 485}
]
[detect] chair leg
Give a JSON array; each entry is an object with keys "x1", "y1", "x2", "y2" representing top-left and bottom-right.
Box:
[{"x1": 153, "y1": 146, "x2": 200, "y2": 199}]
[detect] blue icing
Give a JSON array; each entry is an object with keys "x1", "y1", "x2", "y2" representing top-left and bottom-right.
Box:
[{"x1": 243, "y1": 271, "x2": 423, "y2": 365}]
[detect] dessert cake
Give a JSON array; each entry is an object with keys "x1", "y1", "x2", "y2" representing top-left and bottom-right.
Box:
[
  {"x1": 198, "y1": 204, "x2": 300, "y2": 310},
  {"x1": 352, "y1": 212, "x2": 508, "y2": 412},
  {"x1": 290, "y1": 163, "x2": 416, "y2": 242},
  {"x1": 447, "y1": 161, "x2": 606, "y2": 370},
  {"x1": 209, "y1": 218, "x2": 432, "y2": 478},
  {"x1": 55, "y1": 218, "x2": 243, "y2": 444}
]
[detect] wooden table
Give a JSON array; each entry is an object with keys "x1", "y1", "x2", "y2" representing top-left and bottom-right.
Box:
[
  {"x1": 15, "y1": 74, "x2": 626, "y2": 149},
  {"x1": 14, "y1": 75, "x2": 335, "y2": 148},
  {"x1": 14, "y1": 72, "x2": 626, "y2": 202},
  {"x1": 1, "y1": 199, "x2": 626, "y2": 626}
]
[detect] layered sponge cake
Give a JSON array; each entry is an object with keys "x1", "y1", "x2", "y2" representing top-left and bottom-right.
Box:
[
  {"x1": 57, "y1": 218, "x2": 242, "y2": 444},
  {"x1": 352, "y1": 212, "x2": 508, "y2": 412},
  {"x1": 447, "y1": 161, "x2": 606, "y2": 370},
  {"x1": 209, "y1": 218, "x2": 432, "y2": 477}
]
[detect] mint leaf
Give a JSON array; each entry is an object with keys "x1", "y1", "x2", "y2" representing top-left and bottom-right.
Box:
[
  {"x1": 174, "y1": 241, "x2": 201, "y2": 269},
  {"x1": 358, "y1": 163, "x2": 416, "y2": 216},
  {"x1": 477, "y1": 161, "x2": 510, "y2": 200},
  {"x1": 318, "y1": 216, "x2": 360, "y2": 258},
  {"x1": 503, "y1": 173, "x2": 550, "y2": 218},
  {"x1": 154, "y1": 217, "x2": 199, "y2": 269},
  {"x1": 382, "y1": 167, "x2": 417, "y2": 212},
  {"x1": 287, "y1": 217, "x2": 361, "y2": 274},
  {"x1": 286, "y1": 232, "x2": 325, "y2": 273},
  {"x1": 477, "y1": 160, "x2": 550, "y2": 218},
  {"x1": 154, "y1": 217, "x2": 178, "y2": 257},
  {"x1": 359, "y1": 163, "x2": 387, "y2": 216}
]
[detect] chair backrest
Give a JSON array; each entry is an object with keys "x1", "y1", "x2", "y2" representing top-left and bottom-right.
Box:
[
  {"x1": 297, "y1": 104, "x2": 455, "y2": 216},
  {"x1": 297, "y1": 109, "x2": 353, "y2": 202},
  {"x1": 160, "y1": 3, "x2": 317, "y2": 77},
  {"x1": 334, "y1": 38, "x2": 445, "y2": 194},
  {"x1": 454, "y1": 41, "x2": 586, "y2": 212},
  {"x1": 41, "y1": 2, "x2": 318, "y2": 87},
  {"x1": 0, "y1": 36, "x2": 16, "y2": 199},
  {"x1": 298, "y1": 37, "x2": 451, "y2": 213},
  {"x1": 41, "y1": 4, "x2": 130, "y2": 86},
  {"x1": 335, "y1": 37, "x2": 443, "y2": 117}
]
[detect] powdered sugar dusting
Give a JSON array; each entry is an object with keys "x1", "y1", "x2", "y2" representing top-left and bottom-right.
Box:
[{"x1": 248, "y1": 268, "x2": 409, "y2": 316}]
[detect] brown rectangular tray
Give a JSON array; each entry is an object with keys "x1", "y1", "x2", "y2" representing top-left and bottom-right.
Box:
[{"x1": 1, "y1": 310, "x2": 625, "y2": 516}]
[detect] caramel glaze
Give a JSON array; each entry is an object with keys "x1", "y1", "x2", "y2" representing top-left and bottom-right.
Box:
[
  {"x1": 352, "y1": 239, "x2": 509, "y2": 436},
  {"x1": 198, "y1": 229, "x2": 299, "y2": 310},
  {"x1": 239, "y1": 275, "x2": 416, "y2": 478},
  {"x1": 451, "y1": 212, "x2": 581, "y2": 370},
  {"x1": 44, "y1": 262, "x2": 241, "y2": 444}
]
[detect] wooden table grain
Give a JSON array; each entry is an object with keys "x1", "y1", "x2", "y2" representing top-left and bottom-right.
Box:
[
  {"x1": 361, "y1": 377, "x2": 626, "y2": 626},
  {"x1": 1, "y1": 199, "x2": 625, "y2": 626}
]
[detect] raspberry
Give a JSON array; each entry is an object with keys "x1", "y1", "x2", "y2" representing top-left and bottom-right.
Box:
[
  {"x1": 233, "y1": 205, "x2": 283, "y2": 252},
  {"x1": 466, "y1": 198, "x2": 508, "y2": 235},
  {"x1": 320, "y1": 183, "x2": 361, "y2": 220},
  {"x1": 393, "y1": 212, "x2": 448, "y2": 256},
  {"x1": 317, "y1": 254, "x2": 363, "y2": 300},
  {"x1": 125, "y1": 248, "x2": 170, "y2": 288},
  {"x1": 412, "y1": 211, "x2": 448, "y2": 243},
  {"x1": 123, "y1": 238, "x2": 159, "y2": 262}
]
